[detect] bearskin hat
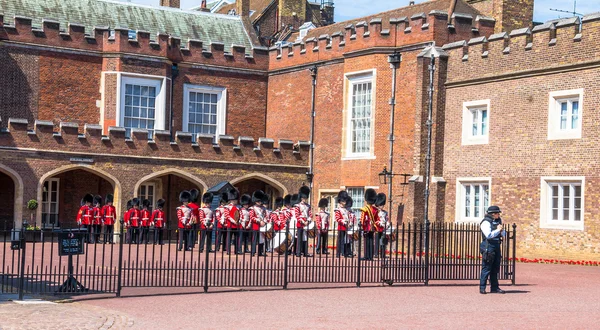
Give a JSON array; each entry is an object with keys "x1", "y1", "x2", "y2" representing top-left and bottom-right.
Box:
[
  {"x1": 346, "y1": 197, "x2": 353, "y2": 209},
  {"x1": 283, "y1": 194, "x2": 292, "y2": 206},
  {"x1": 220, "y1": 192, "x2": 228, "y2": 204},
  {"x1": 227, "y1": 188, "x2": 240, "y2": 202},
  {"x1": 142, "y1": 199, "x2": 150, "y2": 208},
  {"x1": 318, "y1": 198, "x2": 329, "y2": 208},
  {"x1": 202, "y1": 193, "x2": 213, "y2": 205},
  {"x1": 299, "y1": 186, "x2": 311, "y2": 200},
  {"x1": 252, "y1": 190, "x2": 266, "y2": 203},
  {"x1": 290, "y1": 194, "x2": 300, "y2": 206},
  {"x1": 189, "y1": 189, "x2": 200, "y2": 203},
  {"x1": 336, "y1": 191, "x2": 349, "y2": 204},
  {"x1": 241, "y1": 194, "x2": 252, "y2": 205},
  {"x1": 375, "y1": 193, "x2": 386, "y2": 207},
  {"x1": 126, "y1": 199, "x2": 133, "y2": 210},
  {"x1": 93, "y1": 195, "x2": 102, "y2": 206},
  {"x1": 156, "y1": 199, "x2": 166, "y2": 208},
  {"x1": 365, "y1": 188, "x2": 377, "y2": 205},
  {"x1": 132, "y1": 197, "x2": 140, "y2": 207},
  {"x1": 262, "y1": 194, "x2": 270, "y2": 205},
  {"x1": 274, "y1": 197, "x2": 284, "y2": 209},
  {"x1": 105, "y1": 194, "x2": 114, "y2": 204},
  {"x1": 83, "y1": 193, "x2": 94, "y2": 204},
  {"x1": 179, "y1": 191, "x2": 191, "y2": 203}
]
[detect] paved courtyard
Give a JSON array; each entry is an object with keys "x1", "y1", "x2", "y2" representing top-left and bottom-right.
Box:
[{"x1": 1, "y1": 263, "x2": 599, "y2": 329}]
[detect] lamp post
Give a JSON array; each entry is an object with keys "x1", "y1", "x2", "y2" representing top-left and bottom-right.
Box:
[
  {"x1": 386, "y1": 52, "x2": 401, "y2": 219},
  {"x1": 169, "y1": 63, "x2": 179, "y2": 142},
  {"x1": 308, "y1": 66, "x2": 318, "y2": 207}
]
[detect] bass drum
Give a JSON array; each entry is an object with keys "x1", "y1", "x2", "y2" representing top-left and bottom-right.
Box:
[
  {"x1": 273, "y1": 232, "x2": 293, "y2": 255},
  {"x1": 306, "y1": 221, "x2": 316, "y2": 239}
]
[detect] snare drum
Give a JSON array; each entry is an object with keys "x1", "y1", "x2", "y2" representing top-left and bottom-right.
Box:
[
  {"x1": 273, "y1": 232, "x2": 293, "y2": 254},
  {"x1": 386, "y1": 227, "x2": 397, "y2": 242},
  {"x1": 347, "y1": 225, "x2": 360, "y2": 241},
  {"x1": 307, "y1": 221, "x2": 316, "y2": 239}
]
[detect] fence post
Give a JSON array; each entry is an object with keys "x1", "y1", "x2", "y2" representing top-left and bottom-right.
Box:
[
  {"x1": 356, "y1": 229, "x2": 362, "y2": 287},
  {"x1": 203, "y1": 225, "x2": 212, "y2": 293},
  {"x1": 283, "y1": 221, "x2": 290, "y2": 289},
  {"x1": 512, "y1": 223, "x2": 517, "y2": 285},
  {"x1": 116, "y1": 220, "x2": 124, "y2": 297},
  {"x1": 18, "y1": 225, "x2": 26, "y2": 301},
  {"x1": 424, "y1": 221, "x2": 430, "y2": 286}
]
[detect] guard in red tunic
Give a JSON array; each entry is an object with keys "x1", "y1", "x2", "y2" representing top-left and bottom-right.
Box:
[
  {"x1": 123, "y1": 199, "x2": 132, "y2": 243},
  {"x1": 238, "y1": 194, "x2": 251, "y2": 254},
  {"x1": 360, "y1": 189, "x2": 378, "y2": 261},
  {"x1": 347, "y1": 197, "x2": 357, "y2": 257},
  {"x1": 315, "y1": 198, "x2": 330, "y2": 255},
  {"x1": 262, "y1": 193, "x2": 273, "y2": 253},
  {"x1": 151, "y1": 199, "x2": 166, "y2": 245},
  {"x1": 224, "y1": 188, "x2": 241, "y2": 254},
  {"x1": 129, "y1": 198, "x2": 141, "y2": 244},
  {"x1": 374, "y1": 193, "x2": 388, "y2": 259},
  {"x1": 215, "y1": 193, "x2": 228, "y2": 252},
  {"x1": 334, "y1": 191, "x2": 350, "y2": 258},
  {"x1": 188, "y1": 189, "x2": 201, "y2": 249},
  {"x1": 102, "y1": 194, "x2": 116, "y2": 244},
  {"x1": 176, "y1": 190, "x2": 193, "y2": 251},
  {"x1": 91, "y1": 195, "x2": 103, "y2": 244},
  {"x1": 271, "y1": 197, "x2": 284, "y2": 231},
  {"x1": 293, "y1": 186, "x2": 312, "y2": 257},
  {"x1": 77, "y1": 194, "x2": 94, "y2": 243},
  {"x1": 249, "y1": 190, "x2": 265, "y2": 256},
  {"x1": 198, "y1": 193, "x2": 214, "y2": 252},
  {"x1": 140, "y1": 199, "x2": 151, "y2": 244}
]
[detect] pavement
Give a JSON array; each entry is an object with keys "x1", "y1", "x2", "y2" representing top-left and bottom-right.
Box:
[{"x1": 1, "y1": 263, "x2": 599, "y2": 329}]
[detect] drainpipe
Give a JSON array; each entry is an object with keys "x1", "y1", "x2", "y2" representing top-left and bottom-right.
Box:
[{"x1": 308, "y1": 66, "x2": 318, "y2": 207}]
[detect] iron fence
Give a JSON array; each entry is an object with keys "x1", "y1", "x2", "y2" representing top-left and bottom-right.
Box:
[{"x1": 0, "y1": 221, "x2": 516, "y2": 298}]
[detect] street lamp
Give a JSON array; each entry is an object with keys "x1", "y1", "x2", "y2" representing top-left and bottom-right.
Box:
[
  {"x1": 386, "y1": 52, "x2": 401, "y2": 219},
  {"x1": 378, "y1": 167, "x2": 411, "y2": 185}
]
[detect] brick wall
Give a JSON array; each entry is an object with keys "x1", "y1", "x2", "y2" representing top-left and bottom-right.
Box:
[
  {"x1": 279, "y1": 0, "x2": 307, "y2": 30},
  {"x1": 466, "y1": 0, "x2": 534, "y2": 33},
  {"x1": 442, "y1": 14, "x2": 600, "y2": 261},
  {"x1": 0, "y1": 47, "x2": 39, "y2": 128}
]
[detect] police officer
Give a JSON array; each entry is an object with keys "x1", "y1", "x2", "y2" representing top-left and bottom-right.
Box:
[{"x1": 480, "y1": 205, "x2": 506, "y2": 294}]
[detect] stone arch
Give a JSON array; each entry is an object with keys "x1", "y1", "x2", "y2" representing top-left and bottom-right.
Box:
[
  {"x1": 36, "y1": 164, "x2": 122, "y2": 229},
  {"x1": 133, "y1": 168, "x2": 209, "y2": 198},
  {"x1": 230, "y1": 172, "x2": 288, "y2": 196},
  {"x1": 0, "y1": 163, "x2": 24, "y2": 229}
]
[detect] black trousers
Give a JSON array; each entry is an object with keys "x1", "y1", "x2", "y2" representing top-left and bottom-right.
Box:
[
  {"x1": 192, "y1": 224, "x2": 198, "y2": 247},
  {"x1": 317, "y1": 232, "x2": 328, "y2": 253},
  {"x1": 226, "y1": 229, "x2": 241, "y2": 254},
  {"x1": 216, "y1": 228, "x2": 227, "y2": 251},
  {"x1": 91, "y1": 224, "x2": 102, "y2": 243},
  {"x1": 104, "y1": 224, "x2": 114, "y2": 243},
  {"x1": 240, "y1": 229, "x2": 251, "y2": 253},
  {"x1": 480, "y1": 241, "x2": 502, "y2": 291},
  {"x1": 295, "y1": 228, "x2": 307, "y2": 256},
  {"x1": 140, "y1": 227, "x2": 150, "y2": 244},
  {"x1": 81, "y1": 225, "x2": 90, "y2": 243},
  {"x1": 363, "y1": 232, "x2": 374, "y2": 260},
  {"x1": 128, "y1": 226, "x2": 139, "y2": 244},
  {"x1": 337, "y1": 230, "x2": 346, "y2": 257},
  {"x1": 250, "y1": 231, "x2": 259, "y2": 255},
  {"x1": 178, "y1": 229, "x2": 192, "y2": 250},
  {"x1": 199, "y1": 228, "x2": 212, "y2": 251},
  {"x1": 154, "y1": 227, "x2": 164, "y2": 245}
]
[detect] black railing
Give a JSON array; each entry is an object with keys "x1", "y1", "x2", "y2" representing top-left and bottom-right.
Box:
[{"x1": 0, "y1": 221, "x2": 516, "y2": 297}]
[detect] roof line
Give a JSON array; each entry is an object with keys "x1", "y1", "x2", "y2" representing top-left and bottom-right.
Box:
[{"x1": 98, "y1": 0, "x2": 243, "y2": 20}]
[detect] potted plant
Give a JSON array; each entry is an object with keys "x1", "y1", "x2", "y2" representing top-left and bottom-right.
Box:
[{"x1": 25, "y1": 199, "x2": 42, "y2": 241}]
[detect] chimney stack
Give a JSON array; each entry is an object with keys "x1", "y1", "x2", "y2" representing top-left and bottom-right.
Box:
[
  {"x1": 200, "y1": 0, "x2": 210, "y2": 12},
  {"x1": 237, "y1": 0, "x2": 250, "y2": 16},
  {"x1": 160, "y1": 0, "x2": 181, "y2": 8}
]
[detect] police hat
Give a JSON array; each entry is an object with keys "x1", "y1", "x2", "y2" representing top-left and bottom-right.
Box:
[{"x1": 487, "y1": 206, "x2": 502, "y2": 214}]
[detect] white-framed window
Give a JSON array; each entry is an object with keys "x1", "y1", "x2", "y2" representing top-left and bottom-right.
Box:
[
  {"x1": 183, "y1": 84, "x2": 227, "y2": 139},
  {"x1": 138, "y1": 183, "x2": 156, "y2": 211},
  {"x1": 344, "y1": 70, "x2": 376, "y2": 159},
  {"x1": 540, "y1": 176, "x2": 584, "y2": 230},
  {"x1": 455, "y1": 178, "x2": 490, "y2": 222},
  {"x1": 42, "y1": 178, "x2": 60, "y2": 228},
  {"x1": 346, "y1": 187, "x2": 365, "y2": 217},
  {"x1": 462, "y1": 99, "x2": 490, "y2": 145},
  {"x1": 119, "y1": 75, "x2": 166, "y2": 139},
  {"x1": 547, "y1": 89, "x2": 583, "y2": 140}
]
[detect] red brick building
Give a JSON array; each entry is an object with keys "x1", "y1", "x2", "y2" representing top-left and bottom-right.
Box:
[{"x1": 441, "y1": 13, "x2": 600, "y2": 260}]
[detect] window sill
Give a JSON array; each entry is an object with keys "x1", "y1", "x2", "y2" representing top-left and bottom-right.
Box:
[
  {"x1": 540, "y1": 221, "x2": 584, "y2": 231},
  {"x1": 547, "y1": 131, "x2": 582, "y2": 141},
  {"x1": 462, "y1": 136, "x2": 489, "y2": 146},
  {"x1": 341, "y1": 155, "x2": 376, "y2": 161}
]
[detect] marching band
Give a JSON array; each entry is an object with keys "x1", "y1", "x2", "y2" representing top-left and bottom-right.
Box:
[{"x1": 74, "y1": 185, "x2": 396, "y2": 258}]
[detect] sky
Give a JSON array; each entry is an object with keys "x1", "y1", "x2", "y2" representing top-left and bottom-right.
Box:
[{"x1": 121, "y1": 0, "x2": 600, "y2": 24}]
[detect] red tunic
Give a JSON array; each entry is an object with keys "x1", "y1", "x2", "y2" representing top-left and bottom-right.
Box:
[
  {"x1": 176, "y1": 205, "x2": 192, "y2": 229},
  {"x1": 269, "y1": 211, "x2": 279, "y2": 229},
  {"x1": 198, "y1": 206, "x2": 213, "y2": 230},
  {"x1": 150, "y1": 209, "x2": 165, "y2": 228},
  {"x1": 274, "y1": 208, "x2": 287, "y2": 231},
  {"x1": 102, "y1": 205, "x2": 116, "y2": 226},
  {"x1": 77, "y1": 205, "x2": 93, "y2": 226},
  {"x1": 129, "y1": 209, "x2": 141, "y2": 227},
  {"x1": 225, "y1": 203, "x2": 239, "y2": 229},
  {"x1": 141, "y1": 209, "x2": 151, "y2": 227},
  {"x1": 334, "y1": 208, "x2": 348, "y2": 231},
  {"x1": 92, "y1": 206, "x2": 103, "y2": 225},
  {"x1": 249, "y1": 206, "x2": 263, "y2": 231},
  {"x1": 316, "y1": 211, "x2": 330, "y2": 232},
  {"x1": 188, "y1": 202, "x2": 200, "y2": 227},
  {"x1": 360, "y1": 205, "x2": 378, "y2": 233},
  {"x1": 215, "y1": 206, "x2": 226, "y2": 229}
]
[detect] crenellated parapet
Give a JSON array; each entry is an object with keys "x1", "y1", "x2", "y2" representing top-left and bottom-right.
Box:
[
  {"x1": 2, "y1": 118, "x2": 308, "y2": 167},
  {"x1": 0, "y1": 15, "x2": 269, "y2": 70},
  {"x1": 444, "y1": 13, "x2": 600, "y2": 84},
  {"x1": 268, "y1": 11, "x2": 495, "y2": 71}
]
